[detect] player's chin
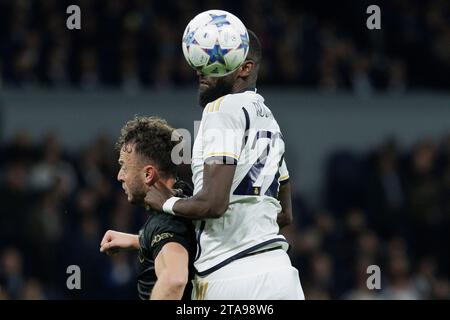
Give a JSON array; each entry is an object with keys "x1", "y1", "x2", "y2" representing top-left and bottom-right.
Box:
[
  {"x1": 198, "y1": 84, "x2": 210, "y2": 96},
  {"x1": 198, "y1": 87, "x2": 216, "y2": 108},
  {"x1": 128, "y1": 193, "x2": 145, "y2": 206},
  {"x1": 125, "y1": 192, "x2": 135, "y2": 203}
]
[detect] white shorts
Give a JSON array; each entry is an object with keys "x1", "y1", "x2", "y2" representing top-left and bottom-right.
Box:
[{"x1": 191, "y1": 249, "x2": 305, "y2": 300}]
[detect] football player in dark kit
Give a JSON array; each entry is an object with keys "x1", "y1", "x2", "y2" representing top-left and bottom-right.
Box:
[{"x1": 100, "y1": 116, "x2": 196, "y2": 300}]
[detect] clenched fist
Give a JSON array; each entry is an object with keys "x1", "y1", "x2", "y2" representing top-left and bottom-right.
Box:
[{"x1": 100, "y1": 230, "x2": 140, "y2": 255}]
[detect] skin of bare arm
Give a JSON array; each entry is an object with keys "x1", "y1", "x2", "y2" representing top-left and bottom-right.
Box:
[{"x1": 150, "y1": 242, "x2": 190, "y2": 300}]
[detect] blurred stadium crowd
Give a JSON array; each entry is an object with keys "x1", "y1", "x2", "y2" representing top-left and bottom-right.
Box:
[
  {"x1": 0, "y1": 130, "x2": 449, "y2": 299},
  {"x1": 1, "y1": 0, "x2": 450, "y2": 300},
  {"x1": 0, "y1": 0, "x2": 450, "y2": 92}
]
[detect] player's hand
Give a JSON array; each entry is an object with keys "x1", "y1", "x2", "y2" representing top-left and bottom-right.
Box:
[
  {"x1": 144, "y1": 180, "x2": 175, "y2": 212},
  {"x1": 100, "y1": 230, "x2": 139, "y2": 255}
]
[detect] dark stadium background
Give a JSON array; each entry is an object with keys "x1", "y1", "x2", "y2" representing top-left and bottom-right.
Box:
[{"x1": 0, "y1": 0, "x2": 449, "y2": 299}]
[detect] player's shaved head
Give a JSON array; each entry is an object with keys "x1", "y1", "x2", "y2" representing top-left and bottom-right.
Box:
[
  {"x1": 244, "y1": 29, "x2": 261, "y2": 84},
  {"x1": 246, "y1": 29, "x2": 262, "y2": 66}
]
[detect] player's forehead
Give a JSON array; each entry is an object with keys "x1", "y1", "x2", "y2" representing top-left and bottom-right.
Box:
[{"x1": 118, "y1": 143, "x2": 136, "y2": 162}]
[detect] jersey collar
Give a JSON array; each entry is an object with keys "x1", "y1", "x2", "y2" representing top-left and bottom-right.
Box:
[{"x1": 235, "y1": 87, "x2": 257, "y2": 94}]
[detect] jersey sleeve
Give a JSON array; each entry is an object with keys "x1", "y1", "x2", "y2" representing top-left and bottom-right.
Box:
[
  {"x1": 148, "y1": 215, "x2": 193, "y2": 260},
  {"x1": 201, "y1": 96, "x2": 246, "y2": 165},
  {"x1": 278, "y1": 158, "x2": 290, "y2": 185}
]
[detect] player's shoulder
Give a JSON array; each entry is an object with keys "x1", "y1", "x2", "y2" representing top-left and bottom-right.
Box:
[
  {"x1": 203, "y1": 94, "x2": 236, "y2": 115},
  {"x1": 204, "y1": 91, "x2": 258, "y2": 116},
  {"x1": 149, "y1": 211, "x2": 189, "y2": 228},
  {"x1": 140, "y1": 213, "x2": 191, "y2": 247}
]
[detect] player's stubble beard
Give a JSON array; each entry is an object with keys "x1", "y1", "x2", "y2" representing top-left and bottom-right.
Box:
[
  {"x1": 127, "y1": 187, "x2": 145, "y2": 206},
  {"x1": 198, "y1": 75, "x2": 234, "y2": 108},
  {"x1": 124, "y1": 177, "x2": 148, "y2": 206}
]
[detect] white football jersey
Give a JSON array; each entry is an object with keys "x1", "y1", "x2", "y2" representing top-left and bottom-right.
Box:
[{"x1": 191, "y1": 89, "x2": 290, "y2": 276}]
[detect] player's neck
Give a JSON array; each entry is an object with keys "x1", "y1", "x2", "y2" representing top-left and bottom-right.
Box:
[
  {"x1": 144, "y1": 176, "x2": 176, "y2": 193},
  {"x1": 231, "y1": 81, "x2": 257, "y2": 94},
  {"x1": 159, "y1": 176, "x2": 176, "y2": 189},
  {"x1": 143, "y1": 177, "x2": 176, "y2": 211}
]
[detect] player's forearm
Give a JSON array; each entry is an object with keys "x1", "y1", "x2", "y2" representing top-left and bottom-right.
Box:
[
  {"x1": 129, "y1": 234, "x2": 140, "y2": 250},
  {"x1": 116, "y1": 232, "x2": 140, "y2": 250},
  {"x1": 169, "y1": 163, "x2": 233, "y2": 219},
  {"x1": 100, "y1": 230, "x2": 140, "y2": 254},
  {"x1": 172, "y1": 191, "x2": 228, "y2": 219}
]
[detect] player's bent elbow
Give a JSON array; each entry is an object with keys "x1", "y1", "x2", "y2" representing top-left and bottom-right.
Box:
[
  {"x1": 160, "y1": 270, "x2": 188, "y2": 292},
  {"x1": 197, "y1": 198, "x2": 228, "y2": 218},
  {"x1": 167, "y1": 277, "x2": 187, "y2": 293},
  {"x1": 196, "y1": 189, "x2": 229, "y2": 218},
  {"x1": 284, "y1": 213, "x2": 294, "y2": 226},
  {"x1": 207, "y1": 202, "x2": 228, "y2": 218},
  {"x1": 278, "y1": 211, "x2": 293, "y2": 228}
]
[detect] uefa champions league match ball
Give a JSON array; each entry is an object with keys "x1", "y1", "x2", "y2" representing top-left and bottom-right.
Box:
[{"x1": 182, "y1": 10, "x2": 250, "y2": 77}]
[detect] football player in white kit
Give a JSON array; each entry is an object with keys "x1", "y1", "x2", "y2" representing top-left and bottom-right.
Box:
[{"x1": 144, "y1": 30, "x2": 304, "y2": 300}]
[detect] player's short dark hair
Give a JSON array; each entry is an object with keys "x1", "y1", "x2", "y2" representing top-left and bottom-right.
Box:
[
  {"x1": 116, "y1": 116, "x2": 180, "y2": 178},
  {"x1": 246, "y1": 29, "x2": 262, "y2": 65}
]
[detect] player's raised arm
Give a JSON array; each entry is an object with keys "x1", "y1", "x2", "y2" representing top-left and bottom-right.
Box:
[
  {"x1": 177, "y1": 161, "x2": 236, "y2": 218},
  {"x1": 150, "y1": 242, "x2": 189, "y2": 300},
  {"x1": 145, "y1": 97, "x2": 244, "y2": 219},
  {"x1": 145, "y1": 162, "x2": 236, "y2": 219}
]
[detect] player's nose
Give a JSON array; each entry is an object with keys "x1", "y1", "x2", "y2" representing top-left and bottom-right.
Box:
[{"x1": 117, "y1": 170, "x2": 123, "y2": 182}]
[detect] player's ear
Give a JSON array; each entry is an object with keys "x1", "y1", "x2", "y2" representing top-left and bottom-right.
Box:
[
  {"x1": 238, "y1": 60, "x2": 254, "y2": 78},
  {"x1": 143, "y1": 165, "x2": 157, "y2": 186}
]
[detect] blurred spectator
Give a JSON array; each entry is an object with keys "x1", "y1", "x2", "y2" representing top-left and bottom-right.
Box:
[
  {"x1": 351, "y1": 55, "x2": 374, "y2": 98},
  {"x1": 387, "y1": 60, "x2": 407, "y2": 95},
  {"x1": 19, "y1": 278, "x2": 46, "y2": 300},
  {"x1": 310, "y1": 252, "x2": 336, "y2": 297},
  {"x1": 414, "y1": 256, "x2": 438, "y2": 298},
  {"x1": 29, "y1": 132, "x2": 77, "y2": 196},
  {"x1": 382, "y1": 253, "x2": 422, "y2": 300},
  {"x1": 0, "y1": 162, "x2": 32, "y2": 246},
  {"x1": 103, "y1": 254, "x2": 136, "y2": 299},
  {"x1": 0, "y1": 285, "x2": 10, "y2": 299},
  {"x1": 342, "y1": 256, "x2": 381, "y2": 300},
  {"x1": 0, "y1": 248, "x2": 25, "y2": 299},
  {"x1": 365, "y1": 139, "x2": 407, "y2": 238},
  {"x1": 406, "y1": 140, "x2": 443, "y2": 258},
  {"x1": 79, "y1": 48, "x2": 100, "y2": 91},
  {"x1": 431, "y1": 276, "x2": 450, "y2": 299},
  {"x1": 0, "y1": 130, "x2": 35, "y2": 165}
]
